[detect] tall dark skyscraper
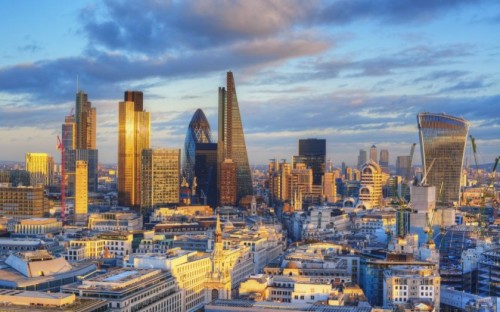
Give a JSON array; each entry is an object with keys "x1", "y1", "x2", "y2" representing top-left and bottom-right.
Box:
[
  {"x1": 75, "y1": 91, "x2": 96, "y2": 150},
  {"x1": 195, "y1": 142, "x2": 218, "y2": 208},
  {"x1": 183, "y1": 109, "x2": 212, "y2": 187},
  {"x1": 418, "y1": 112, "x2": 470, "y2": 205},
  {"x1": 217, "y1": 72, "x2": 253, "y2": 204},
  {"x1": 293, "y1": 138, "x2": 326, "y2": 186}
]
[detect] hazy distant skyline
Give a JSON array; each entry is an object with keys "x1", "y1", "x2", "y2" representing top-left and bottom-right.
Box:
[{"x1": 0, "y1": 0, "x2": 499, "y2": 166}]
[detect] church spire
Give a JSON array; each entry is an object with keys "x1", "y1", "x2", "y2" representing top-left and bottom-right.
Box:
[{"x1": 215, "y1": 213, "x2": 222, "y2": 243}]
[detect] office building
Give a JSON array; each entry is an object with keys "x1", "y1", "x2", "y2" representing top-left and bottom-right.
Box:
[
  {"x1": 396, "y1": 155, "x2": 411, "y2": 178},
  {"x1": 65, "y1": 232, "x2": 133, "y2": 262},
  {"x1": 88, "y1": 212, "x2": 143, "y2": 232},
  {"x1": 118, "y1": 91, "x2": 150, "y2": 208},
  {"x1": 417, "y1": 112, "x2": 470, "y2": 204},
  {"x1": 62, "y1": 114, "x2": 76, "y2": 151},
  {"x1": 25, "y1": 153, "x2": 54, "y2": 187},
  {"x1": 357, "y1": 150, "x2": 367, "y2": 169},
  {"x1": 74, "y1": 160, "x2": 88, "y2": 226},
  {"x1": 0, "y1": 184, "x2": 48, "y2": 220},
  {"x1": 126, "y1": 249, "x2": 212, "y2": 311},
  {"x1": 183, "y1": 108, "x2": 212, "y2": 187},
  {"x1": 359, "y1": 161, "x2": 383, "y2": 208},
  {"x1": 66, "y1": 149, "x2": 98, "y2": 194},
  {"x1": 0, "y1": 250, "x2": 97, "y2": 292},
  {"x1": 0, "y1": 290, "x2": 107, "y2": 312},
  {"x1": 369, "y1": 144, "x2": 377, "y2": 163},
  {"x1": 0, "y1": 169, "x2": 30, "y2": 187},
  {"x1": 217, "y1": 71, "x2": 253, "y2": 204},
  {"x1": 323, "y1": 172, "x2": 337, "y2": 203},
  {"x1": 62, "y1": 268, "x2": 182, "y2": 312},
  {"x1": 383, "y1": 265, "x2": 440, "y2": 309},
  {"x1": 141, "y1": 148, "x2": 180, "y2": 214},
  {"x1": 220, "y1": 159, "x2": 237, "y2": 206},
  {"x1": 13, "y1": 218, "x2": 62, "y2": 236},
  {"x1": 75, "y1": 91, "x2": 96, "y2": 150},
  {"x1": 293, "y1": 138, "x2": 326, "y2": 186},
  {"x1": 379, "y1": 149, "x2": 389, "y2": 173},
  {"x1": 195, "y1": 142, "x2": 218, "y2": 207}
]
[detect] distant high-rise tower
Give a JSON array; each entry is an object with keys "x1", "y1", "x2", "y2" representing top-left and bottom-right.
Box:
[
  {"x1": 417, "y1": 112, "x2": 470, "y2": 204},
  {"x1": 141, "y1": 148, "x2": 180, "y2": 214},
  {"x1": 74, "y1": 160, "x2": 88, "y2": 225},
  {"x1": 183, "y1": 109, "x2": 212, "y2": 187},
  {"x1": 396, "y1": 156, "x2": 411, "y2": 178},
  {"x1": 217, "y1": 72, "x2": 252, "y2": 204},
  {"x1": 25, "y1": 153, "x2": 54, "y2": 187},
  {"x1": 357, "y1": 150, "x2": 367, "y2": 169},
  {"x1": 379, "y1": 149, "x2": 389, "y2": 173},
  {"x1": 293, "y1": 139, "x2": 326, "y2": 186},
  {"x1": 75, "y1": 91, "x2": 96, "y2": 150},
  {"x1": 118, "y1": 91, "x2": 150, "y2": 208},
  {"x1": 370, "y1": 145, "x2": 378, "y2": 164}
]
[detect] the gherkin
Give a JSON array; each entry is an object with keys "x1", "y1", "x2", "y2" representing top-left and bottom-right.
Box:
[{"x1": 183, "y1": 109, "x2": 212, "y2": 186}]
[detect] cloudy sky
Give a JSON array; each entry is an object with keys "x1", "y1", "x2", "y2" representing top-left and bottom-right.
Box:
[{"x1": 0, "y1": 0, "x2": 499, "y2": 167}]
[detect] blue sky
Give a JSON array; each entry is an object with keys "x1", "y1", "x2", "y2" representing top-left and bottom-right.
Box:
[{"x1": 0, "y1": 0, "x2": 499, "y2": 166}]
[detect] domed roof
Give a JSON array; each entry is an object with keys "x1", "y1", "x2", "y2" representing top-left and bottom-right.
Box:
[{"x1": 285, "y1": 261, "x2": 300, "y2": 269}]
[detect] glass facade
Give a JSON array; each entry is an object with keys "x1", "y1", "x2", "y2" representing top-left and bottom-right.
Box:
[
  {"x1": 417, "y1": 113, "x2": 470, "y2": 205},
  {"x1": 295, "y1": 138, "x2": 326, "y2": 186},
  {"x1": 182, "y1": 109, "x2": 212, "y2": 186},
  {"x1": 118, "y1": 92, "x2": 150, "y2": 208},
  {"x1": 217, "y1": 72, "x2": 253, "y2": 202}
]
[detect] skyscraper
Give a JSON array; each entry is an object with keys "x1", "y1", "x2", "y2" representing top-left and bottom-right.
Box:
[
  {"x1": 396, "y1": 156, "x2": 411, "y2": 178},
  {"x1": 357, "y1": 150, "x2": 367, "y2": 169},
  {"x1": 25, "y1": 153, "x2": 54, "y2": 187},
  {"x1": 359, "y1": 161, "x2": 383, "y2": 208},
  {"x1": 370, "y1": 144, "x2": 378, "y2": 163},
  {"x1": 74, "y1": 160, "x2": 88, "y2": 225},
  {"x1": 219, "y1": 159, "x2": 237, "y2": 206},
  {"x1": 65, "y1": 91, "x2": 98, "y2": 193},
  {"x1": 293, "y1": 138, "x2": 326, "y2": 186},
  {"x1": 417, "y1": 112, "x2": 470, "y2": 205},
  {"x1": 379, "y1": 149, "x2": 389, "y2": 173},
  {"x1": 75, "y1": 91, "x2": 96, "y2": 150},
  {"x1": 183, "y1": 109, "x2": 212, "y2": 186},
  {"x1": 195, "y1": 142, "x2": 218, "y2": 208},
  {"x1": 118, "y1": 91, "x2": 150, "y2": 208},
  {"x1": 141, "y1": 148, "x2": 180, "y2": 214},
  {"x1": 217, "y1": 72, "x2": 252, "y2": 204}
]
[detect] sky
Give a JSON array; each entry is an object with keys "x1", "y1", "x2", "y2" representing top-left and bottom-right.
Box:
[{"x1": 0, "y1": 0, "x2": 499, "y2": 167}]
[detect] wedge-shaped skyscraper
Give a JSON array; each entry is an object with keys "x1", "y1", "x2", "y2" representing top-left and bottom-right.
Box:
[
  {"x1": 417, "y1": 112, "x2": 470, "y2": 205},
  {"x1": 217, "y1": 72, "x2": 252, "y2": 203}
]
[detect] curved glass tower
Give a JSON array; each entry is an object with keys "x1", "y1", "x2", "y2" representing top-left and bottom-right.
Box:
[
  {"x1": 417, "y1": 112, "x2": 470, "y2": 205},
  {"x1": 183, "y1": 109, "x2": 212, "y2": 185}
]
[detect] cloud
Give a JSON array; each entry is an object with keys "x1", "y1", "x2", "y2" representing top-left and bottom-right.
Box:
[
  {"x1": 319, "y1": 0, "x2": 486, "y2": 25},
  {"x1": 438, "y1": 78, "x2": 494, "y2": 93}
]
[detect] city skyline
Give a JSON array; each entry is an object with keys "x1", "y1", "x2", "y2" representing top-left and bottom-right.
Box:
[{"x1": 0, "y1": 1, "x2": 499, "y2": 166}]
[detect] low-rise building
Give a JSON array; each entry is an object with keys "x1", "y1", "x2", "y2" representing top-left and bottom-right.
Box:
[
  {"x1": 87, "y1": 212, "x2": 142, "y2": 231},
  {"x1": 13, "y1": 218, "x2": 62, "y2": 236},
  {"x1": 125, "y1": 249, "x2": 212, "y2": 312},
  {"x1": 0, "y1": 250, "x2": 97, "y2": 291},
  {"x1": 62, "y1": 268, "x2": 182, "y2": 312},
  {"x1": 0, "y1": 289, "x2": 108, "y2": 312},
  {"x1": 64, "y1": 232, "x2": 132, "y2": 262}
]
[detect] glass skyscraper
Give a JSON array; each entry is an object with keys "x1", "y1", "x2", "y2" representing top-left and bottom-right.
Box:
[
  {"x1": 118, "y1": 91, "x2": 150, "y2": 208},
  {"x1": 183, "y1": 109, "x2": 212, "y2": 186},
  {"x1": 294, "y1": 138, "x2": 326, "y2": 186},
  {"x1": 217, "y1": 72, "x2": 253, "y2": 203},
  {"x1": 417, "y1": 112, "x2": 470, "y2": 205}
]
